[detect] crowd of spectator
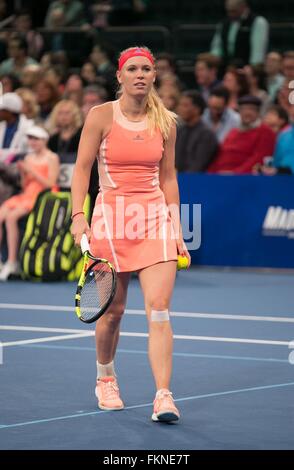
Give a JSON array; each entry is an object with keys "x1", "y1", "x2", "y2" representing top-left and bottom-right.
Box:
[{"x1": 0, "y1": 0, "x2": 293, "y2": 279}]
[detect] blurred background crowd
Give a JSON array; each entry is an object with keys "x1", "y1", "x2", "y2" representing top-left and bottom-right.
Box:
[{"x1": 0, "y1": 0, "x2": 293, "y2": 278}]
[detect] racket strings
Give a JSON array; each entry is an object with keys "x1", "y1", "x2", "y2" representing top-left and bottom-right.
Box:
[{"x1": 79, "y1": 263, "x2": 114, "y2": 321}]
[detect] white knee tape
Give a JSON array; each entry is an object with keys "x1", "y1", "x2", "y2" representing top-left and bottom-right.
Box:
[{"x1": 151, "y1": 309, "x2": 170, "y2": 322}]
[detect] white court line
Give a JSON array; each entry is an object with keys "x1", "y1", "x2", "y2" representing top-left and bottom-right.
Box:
[
  {"x1": 120, "y1": 332, "x2": 290, "y2": 346},
  {"x1": 0, "y1": 325, "x2": 92, "y2": 334},
  {"x1": 2, "y1": 333, "x2": 93, "y2": 347},
  {"x1": 1, "y1": 381, "x2": 294, "y2": 430},
  {"x1": 0, "y1": 325, "x2": 291, "y2": 347},
  {"x1": 0, "y1": 303, "x2": 293, "y2": 323},
  {"x1": 127, "y1": 309, "x2": 294, "y2": 324}
]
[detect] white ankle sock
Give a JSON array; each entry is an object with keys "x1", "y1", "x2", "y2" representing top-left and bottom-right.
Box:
[{"x1": 96, "y1": 360, "x2": 116, "y2": 379}]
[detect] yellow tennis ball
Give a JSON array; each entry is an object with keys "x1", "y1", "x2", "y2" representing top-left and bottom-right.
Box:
[{"x1": 177, "y1": 255, "x2": 189, "y2": 270}]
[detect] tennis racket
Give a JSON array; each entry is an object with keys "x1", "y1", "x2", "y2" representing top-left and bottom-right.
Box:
[{"x1": 75, "y1": 234, "x2": 117, "y2": 323}]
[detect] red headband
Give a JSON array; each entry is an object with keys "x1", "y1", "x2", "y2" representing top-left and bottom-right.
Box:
[{"x1": 118, "y1": 48, "x2": 154, "y2": 71}]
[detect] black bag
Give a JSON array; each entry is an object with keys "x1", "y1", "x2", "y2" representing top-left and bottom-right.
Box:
[{"x1": 19, "y1": 190, "x2": 91, "y2": 281}]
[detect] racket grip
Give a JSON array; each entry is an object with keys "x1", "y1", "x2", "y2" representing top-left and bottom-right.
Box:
[{"x1": 80, "y1": 233, "x2": 90, "y2": 254}]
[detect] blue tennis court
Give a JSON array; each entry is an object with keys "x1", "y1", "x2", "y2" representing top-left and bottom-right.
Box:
[{"x1": 0, "y1": 268, "x2": 293, "y2": 450}]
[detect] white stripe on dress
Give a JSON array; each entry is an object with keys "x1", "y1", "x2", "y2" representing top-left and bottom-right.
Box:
[
  {"x1": 101, "y1": 192, "x2": 120, "y2": 272},
  {"x1": 161, "y1": 194, "x2": 168, "y2": 262},
  {"x1": 100, "y1": 138, "x2": 117, "y2": 189}
]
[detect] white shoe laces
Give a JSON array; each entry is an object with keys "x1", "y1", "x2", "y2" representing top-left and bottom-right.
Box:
[
  {"x1": 102, "y1": 380, "x2": 120, "y2": 400},
  {"x1": 155, "y1": 389, "x2": 173, "y2": 401}
]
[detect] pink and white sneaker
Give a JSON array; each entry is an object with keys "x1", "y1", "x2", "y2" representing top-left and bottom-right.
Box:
[
  {"x1": 95, "y1": 376, "x2": 124, "y2": 411},
  {"x1": 152, "y1": 389, "x2": 180, "y2": 422}
]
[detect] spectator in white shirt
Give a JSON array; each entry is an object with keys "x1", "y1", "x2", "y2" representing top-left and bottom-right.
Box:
[{"x1": 0, "y1": 93, "x2": 33, "y2": 160}]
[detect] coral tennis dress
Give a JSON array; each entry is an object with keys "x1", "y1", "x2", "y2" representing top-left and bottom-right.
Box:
[
  {"x1": 90, "y1": 100, "x2": 177, "y2": 272},
  {"x1": 4, "y1": 160, "x2": 49, "y2": 211}
]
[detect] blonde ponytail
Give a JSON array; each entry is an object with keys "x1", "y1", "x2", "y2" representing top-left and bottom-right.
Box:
[
  {"x1": 146, "y1": 86, "x2": 177, "y2": 140},
  {"x1": 118, "y1": 46, "x2": 178, "y2": 140}
]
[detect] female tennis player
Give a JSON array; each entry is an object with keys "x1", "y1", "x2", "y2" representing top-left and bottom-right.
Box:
[{"x1": 71, "y1": 46, "x2": 190, "y2": 423}]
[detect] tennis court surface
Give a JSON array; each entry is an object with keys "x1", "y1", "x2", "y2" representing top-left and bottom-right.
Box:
[{"x1": 0, "y1": 268, "x2": 293, "y2": 450}]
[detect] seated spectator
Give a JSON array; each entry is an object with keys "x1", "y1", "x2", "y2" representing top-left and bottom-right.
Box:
[
  {"x1": 89, "y1": 43, "x2": 116, "y2": 99},
  {"x1": 13, "y1": 9, "x2": 44, "y2": 60},
  {"x1": 263, "y1": 105, "x2": 289, "y2": 135},
  {"x1": 39, "y1": 51, "x2": 69, "y2": 76},
  {"x1": 0, "y1": 156, "x2": 21, "y2": 206},
  {"x1": 16, "y1": 88, "x2": 40, "y2": 122},
  {"x1": 202, "y1": 85, "x2": 241, "y2": 143},
  {"x1": 39, "y1": 52, "x2": 53, "y2": 72},
  {"x1": 282, "y1": 51, "x2": 294, "y2": 84},
  {"x1": 194, "y1": 53, "x2": 221, "y2": 102},
  {"x1": 276, "y1": 51, "x2": 294, "y2": 114},
  {"x1": 0, "y1": 0, "x2": 12, "y2": 61},
  {"x1": 176, "y1": 91, "x2": 218, "y2": 172},
  {"x1": 244, "y1": 64, "x2": 271, "y2": 114},
  {"x1": 276, "y1": 81, "x2": 293, "y2": 115},
  {"x1": 0, "y1": 93, "x2": 33, "y2": 160},
  {"x1": 155, "y1": 53, "x2": 183, "y2": 90},
  {"x1": 158, "y1": 85, "x2": 181, "y2": 112},
  {"x1": 157, "y1": 72, "x2": 182, "y2": 94},
  {"x1": 208, "y1": 95, "x2": 276, "y2": 174},
  {"x1": 155, "y1": 53, "x2": 177, "y2": 83},
  {"x1": 223, "y1": 67, "x2": 250, "y2": 111},
  {"x1": 255, "y1": 106, "x2": 294, "y2": 176},
  {"x1": 210, "y1": 0, "x2": 269, "y2": 67},
  {"x1": 0, "y1": 73, "x2": 21, "y2": 93},
  {"x1": 35, "y1": 78, "x2": 61, "y2": 123},
  {"x1": 48, "y1": 99, "x2": 82, "y2": 152},
  {"x1": 64, "y1": 74, "x2": 83, "y2": 94},
  {"x1": 82, "y1": 85, "x2": 108, "y2": 119},
  {"x1": 0, "y1": 35, "x2": 38, "y2": 79},
  {"x1": 45, "y1": 0, "x2": 87, "y2": 27},
  {"x1": 0, "y1": 125, "x2": 59, "y2": 280},
  {"x1": 47, "y1": 100, "x2": 83, "y2": 189},
  {"x1": 0, "y1": 0, "x2": 12, "y2": 23},
  {"x1": 63, "y1": 72, "x2": 83, "y2": 105},
  {"x1": 81, "y1": 62, "x2": 98, "y2": 86},
  {"x1": 265, "y1": 52, "x2": 284, "y2": 101},
  {"x1": 90, "y1": 1, "x2": 111, "y2": 28},
  {"x1": 20, "y1": 64, "x2": 42, "y2": 90}
]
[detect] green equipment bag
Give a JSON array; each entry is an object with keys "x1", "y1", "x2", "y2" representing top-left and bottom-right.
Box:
[{"x1": 19, "y1": 190, "x2": 91, "y2": 281}]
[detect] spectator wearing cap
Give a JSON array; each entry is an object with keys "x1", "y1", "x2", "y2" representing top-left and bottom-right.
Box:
[
  {"x1": 0, "y1": 35, "x2": 38, "y2": 79},
  {"x1": 0, "y1": 125, "x2": 59, "y2": 280},
  {"x1": 202, "y1": 86, "x2": 241, "y2": 143},
  {"x1": 208, "y1": 95, "x2": 276, "y2": 174},
  {"x1": 176, "y1": 91, "x2": 218, "y2": 172},
  {"x1": 0, "y1": 93, "x2": 34, "y2": 160},
  {"x1": 210, "y1": 0, "x2": 269, "y2": 68}
]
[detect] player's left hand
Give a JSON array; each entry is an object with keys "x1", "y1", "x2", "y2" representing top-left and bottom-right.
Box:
[{"x1": 176, "y1": 238, "x2": 191, "y2": 268}]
